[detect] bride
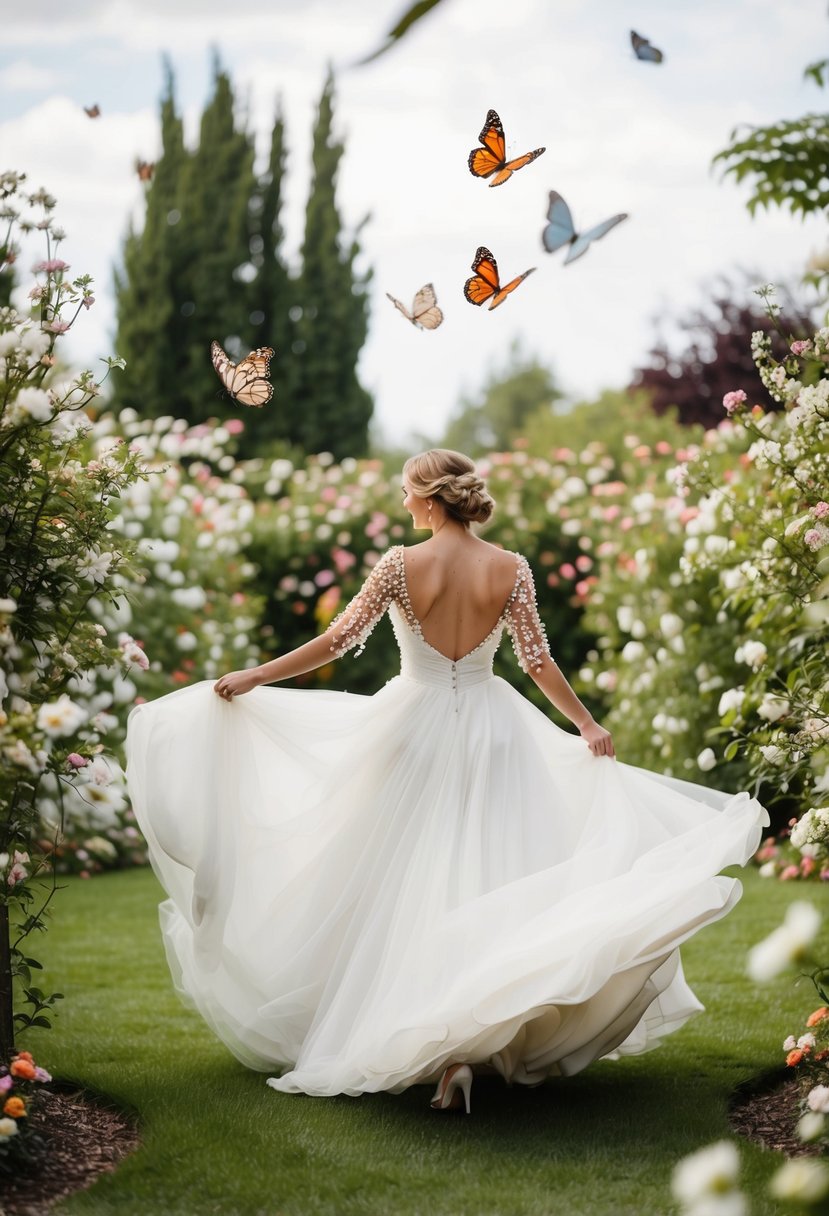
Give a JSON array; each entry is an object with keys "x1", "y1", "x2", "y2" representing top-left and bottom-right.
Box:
[{"x1": 125, "y1": 448, "x2": 768, "y2": 1114}]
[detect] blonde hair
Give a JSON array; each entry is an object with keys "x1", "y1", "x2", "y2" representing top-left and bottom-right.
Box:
[{"x1": 402, "y1": 448, "x2": 495, "y2": 526}]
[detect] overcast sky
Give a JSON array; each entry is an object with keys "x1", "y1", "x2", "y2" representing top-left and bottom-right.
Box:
[{"x1": 1, "y1": 0, "x2": 826, "y2": 445}]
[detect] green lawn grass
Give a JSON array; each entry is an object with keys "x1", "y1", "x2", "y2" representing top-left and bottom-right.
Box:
[{"x1": 20, "y1": 866, "x2": 816, "y2": 1216}]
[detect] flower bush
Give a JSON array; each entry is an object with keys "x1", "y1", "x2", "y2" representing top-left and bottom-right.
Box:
[
  {"x1": 0, "y1": 170, "x2": 154, "y2": 1052},
  {"x1": 0, "y1": 1049, "x2": 51, "y2": 1172},
  {"x1": 573, "y1": 303, "x2": 829, "y2": 833}
]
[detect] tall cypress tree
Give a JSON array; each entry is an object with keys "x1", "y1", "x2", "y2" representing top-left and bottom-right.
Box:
[
  {"x1": 293, "y1": 70, "x2": 373, "y2": 458},
  {"x1": 113, "y1": 59, "x2": 188, "y2": 416},
  {"x1": 178, "y1": 53, "x2": 257, "y2": 422},
  {"x1": 242, "y1": 103, "x2": 296, "y2": 454}
]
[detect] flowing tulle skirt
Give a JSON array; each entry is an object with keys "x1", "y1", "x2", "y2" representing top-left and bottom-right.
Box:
[{"x1": 125, "y1": 675, "x2": 767, "y2": 1097}]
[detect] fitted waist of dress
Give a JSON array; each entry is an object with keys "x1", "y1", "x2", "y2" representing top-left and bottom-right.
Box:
[{"x1": 398, "y1": 655, "x2": 494, "y2": 691}]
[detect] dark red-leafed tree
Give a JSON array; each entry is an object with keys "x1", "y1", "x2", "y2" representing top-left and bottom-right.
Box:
[{"x1": 630, "y1": 280, "x2": 818, "y2": 429}]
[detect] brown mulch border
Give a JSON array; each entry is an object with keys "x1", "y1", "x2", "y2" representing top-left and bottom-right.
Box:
[
  {"x1": 1, "y1": 1083, "x2": 140, "y2": 1216},
  {"x1": 729, "y1": 1066, "x2": 821, "y2": 1159}
]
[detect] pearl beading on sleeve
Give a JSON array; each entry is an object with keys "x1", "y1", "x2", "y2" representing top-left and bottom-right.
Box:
[
  {"x1": 505, "y1": 555, "x2": 555, "y2": 674},
  {"x1": 328, "y1": 547, "x2": 406, "y2": 658}
]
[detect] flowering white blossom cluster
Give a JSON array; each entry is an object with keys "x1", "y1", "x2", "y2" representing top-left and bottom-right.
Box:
[{"x1": 790, "y1": 806, "x2": 829, "y2": 862}]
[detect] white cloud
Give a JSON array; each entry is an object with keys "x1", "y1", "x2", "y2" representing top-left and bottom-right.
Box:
[{"x1": 0, "y1": 59, "x2": 64, "y2": 93}]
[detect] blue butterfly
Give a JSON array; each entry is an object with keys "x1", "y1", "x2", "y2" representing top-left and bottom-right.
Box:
[
  {"x1": 630, "y1": 30, "x2": 664, "y2": 63},
  {"x1": 541, "y1": 191, "x2": 628, "y2": 265}
]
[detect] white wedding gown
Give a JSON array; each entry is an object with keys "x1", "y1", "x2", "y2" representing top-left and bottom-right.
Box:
[{"x1": 125, "y1": 546, "x2": 768, "y2": 1097}]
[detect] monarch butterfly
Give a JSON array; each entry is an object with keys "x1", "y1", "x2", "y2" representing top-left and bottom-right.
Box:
[
  {"x1": 541, "y1": 192, "x2": 628, "y2": 265},
  {"x1": 630, "y1": 30, "x2": 664, "y2": 63},
  {"x1": 386, "y1": 283, "x2": 443, "y2": 330},
  {"x1": 468, "y1": 110, "x2": 545, "y2": 188},
  {"x1": 463, "y1": 246, "x2": 535, "y2": 311},
  {"x1": 136, "y1": 160, "x2": 155, "y2": 182},
  {"x1": 84, "y1": 104, "x2": 101, "y2": 118},
  {"x1": 210, "y1": 341, "x2": 274, "y2": 408}
]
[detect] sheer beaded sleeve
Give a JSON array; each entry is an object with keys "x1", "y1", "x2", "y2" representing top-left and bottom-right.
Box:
[
  {"x1": 505, "y1": 555, "x2": 555, "y2": 674},
  {"x1": 326, "y1": 547, "x2": 402, "y2": 659}
]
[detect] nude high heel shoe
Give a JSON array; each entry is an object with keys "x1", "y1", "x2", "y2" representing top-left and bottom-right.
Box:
[{"x1": 430, "y1": 1063, "x2": 473, "y2": 1114}]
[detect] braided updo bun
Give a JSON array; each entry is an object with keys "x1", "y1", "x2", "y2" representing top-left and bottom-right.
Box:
[{"x1": 403, "y1": 449, "x2": 495, "y2": 526}]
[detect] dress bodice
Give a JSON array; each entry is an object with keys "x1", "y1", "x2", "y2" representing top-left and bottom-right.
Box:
[
  {"x1": 388, "y1": 601, "x2": 501, "y2": 692},
  {"x1": 325, "y1": 545, "x2": 554, "y2": 679}
]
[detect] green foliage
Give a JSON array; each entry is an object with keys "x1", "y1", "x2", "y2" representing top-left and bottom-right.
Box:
[
  {"x1": 0, "y1": 173, "x2": 147, "y2": 1055},
  {"x1": 292, "y1": 69, "x2": 373, "y2": 459},
  {"x1": 114, "y1": 60, "x2": 373, "y2": 459},
  {"x1": 113, "y1": 59, "x2": 190, "y2": 419},
  {"x1": 356, "y1": 0, "x2": 444, "y2": 65},
  {"x1": 713, "y1": 60, "x2": 829, "y2": 229},
  {"x1": 442, "y1": 346, "x2": 562, "y2": 455},
  {"x1": 523, "y1": 388, "x2": 692, "y2": 466}
]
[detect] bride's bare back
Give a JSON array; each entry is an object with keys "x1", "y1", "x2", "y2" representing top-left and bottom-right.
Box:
[{"x1": 402, "y1": 537, "x2": 520, "y2": 663}]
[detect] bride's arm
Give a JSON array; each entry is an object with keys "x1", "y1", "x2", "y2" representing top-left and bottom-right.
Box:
[
  {"x1": 214, "y1": 548, "x2": 400, "y2": 700},
  {"x1": 505, "y1": 556, "x2": 615, "y2": 758}
]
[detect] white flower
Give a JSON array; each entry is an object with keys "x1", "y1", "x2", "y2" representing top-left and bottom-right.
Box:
[
  {"x1": 769, "y1": 1158, "x2": 829, "y2": 1204},
  {"x1": 77, "y1": 547, "x2": 114, "y2": 585},
  {"x1": 0, "y1": 1117, "x2": 19, "y2": 1138},
  {"x1": 759, "y1": 744, "x2": 786, "y2": 766},
  {"x1": 175, "y1": 631, "x2": 198, "y2": 652},
  {"x1": 758, "y1": 861, "x2": 777, "y2": 878},
  {"x1": 757, "y1": 694, "x2": 790, "y2": 723},
  {"x1": 747, "y1": 901, "x2": 821, "y2": 981},
  {"x1": 659, "y1": 612, "x2": 684, "y2": 638},
  {"x1": 798, "y1": 1032, "x2": 817, "y2": 1050},
  {"x1": 736, "y1": 640, "x2": 767, "y2": 669},
  {"x1": 14, "y1": 386, "x2": 52, "y2": 421},
  {"x1": 0, "y1": 597, "x2": 17, "y2": 614},
  {"x1": 718, "y1": 688, "x2": 744, "y2": 717},
  {"x1": 807, "y1": 1084, "x2": 829, "y2": 1114},
  {"x1": 616, "y1": 606, "x2": 635, "y2": 633},
  {"x1": 621, "y1": 640, "x2": 645, "y2": 663},
  {"x1": 697, "y1": 748, "x2": 717, "y2": 772},
  {"x1": 36, "y1": 693, "x2": 86, "y2": 738},
  {"x1": 783, "y1": 1035, "x2": 797, "y2": 1051},
  {"x1": 171, "y1": 586, "x2": 205, "y2": 610},
  {"x1": 797, "y1": 1111, "x2": 826, "y2": 1142},
  {"x1": 671, "y1": 1141, "x2": 741, "y2": 1206}
]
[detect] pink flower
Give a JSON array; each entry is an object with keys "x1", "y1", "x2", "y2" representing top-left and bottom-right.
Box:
[
  {"x1": 0, "y1": 1075, "x2": 12, "y2": 1093},
  {"x1": 575, "y1": 555, "x2": 593, "y2": 573},
  {"x1": 655, "y1": 441, "x2": 673, "y2": 456},
  {"x1": 66, "y1": 753, "x2": 88, "y2": 769},
  {"x1": 45, "y1": 320, "x2": 70, "y2": 334},
  {"x1": 314, "y1": 570, "x2": 336, "y2": 588},
  {"x1": 28, "y1": 284, "x2": 47, "y2": 301},
  {"x1": 32, "y1": 259, "x2": 70, "y2": 273},
  {"x1": 723, "y1": 390, "x2": 747, "y2": 415},
  {"x1": 813, "y1": 502, "x2": 829, "y2": 520},
  {"x1": 224, "y1": 418, "x2": 244, "y2": 434},
  {"x1": 790, "y1": 340, "x2": 812, "y2": 356},
  {"x1": 804, "y1": 526, "x2": 829, "y2": 551},
  {"x1": 780, "y1": 864, "x2": 800, "y2": 881},
  {"x1": 559, "y1": 563, "x2": 576, "y2": 579},
  {"x1": 82, "y1": 295, "x2": 95, "y2": 310},
  {"x1": 34, "y1": 1066, "x2": 51, "y2": 1083}
]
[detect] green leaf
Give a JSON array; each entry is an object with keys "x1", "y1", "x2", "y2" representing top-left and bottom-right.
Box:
[
  {"x1": 723, "y1": 740, "x2": 740, "y2": 762},
  {"x1": 29, "y1": 1015, "x2": 52, "y2": 1029},
  {"x1": 355, "y1": 0, "x2": 444, "y2": 65}
]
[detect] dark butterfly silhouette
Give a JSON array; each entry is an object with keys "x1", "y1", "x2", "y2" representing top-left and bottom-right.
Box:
[
  {"x1": 84, "y1": 104, "x2": 101, "y2": 118},
  {"x1": 630, "y1": 30, "x2": 664, "y2": 63},
  {"x1": 136, "y1": 161, "x2": 155, "y2": 182}
]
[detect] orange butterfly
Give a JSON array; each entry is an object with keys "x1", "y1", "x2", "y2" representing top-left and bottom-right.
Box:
[
  {"x1": 463, "y1": 246, "x2": 535, "y2": 311},
  {"x1": 468, "y1": 109, "x2": 545, "y2": 187},
  {"x1": 84, "y1": 104, "x2": 101, "y2": 118},
  {"x1": 136, "y1": 160, "x2": 155, "y2": 182}
]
